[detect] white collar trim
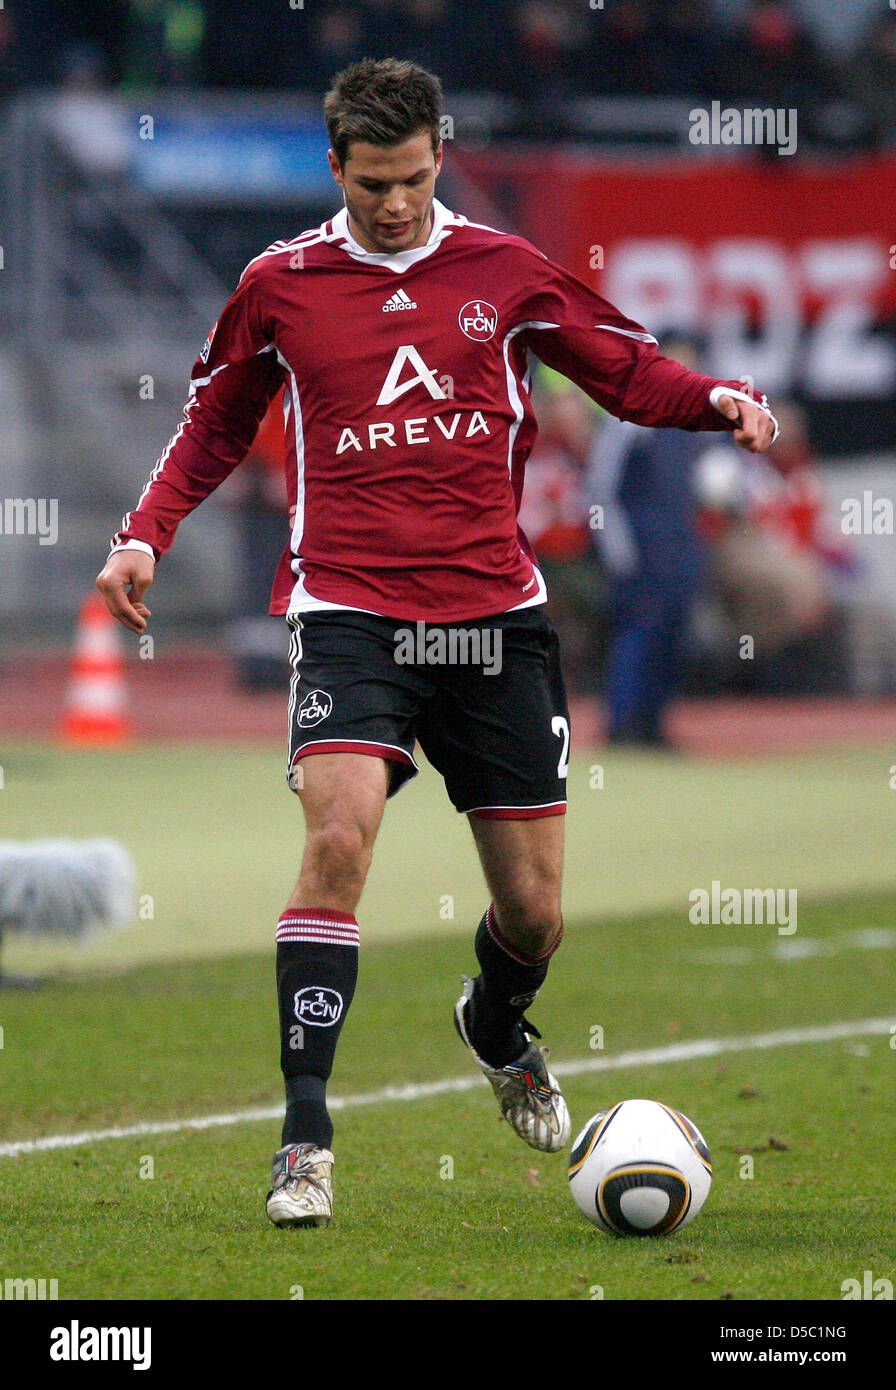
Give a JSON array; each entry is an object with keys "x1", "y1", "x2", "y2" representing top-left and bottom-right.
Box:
[{"x1": 326, "y1": 198, "x2": 462, "y2": 272}]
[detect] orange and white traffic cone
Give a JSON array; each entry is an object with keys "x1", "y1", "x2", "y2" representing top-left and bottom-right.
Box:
[{"x1": 58, "y1": 593, "x2": 132, "y2": 745}]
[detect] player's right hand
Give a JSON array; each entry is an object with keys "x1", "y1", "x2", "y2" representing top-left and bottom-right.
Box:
[{"x1": 95, "y1": 550, "x2": 155, "y2": 634}]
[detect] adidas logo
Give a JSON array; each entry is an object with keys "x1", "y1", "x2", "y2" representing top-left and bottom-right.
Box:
[{"x1": 382, "y1": 288, "x2": 418, "y2": 312}]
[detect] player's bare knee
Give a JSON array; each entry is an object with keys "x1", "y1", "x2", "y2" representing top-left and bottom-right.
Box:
[
  {"x1": 494, "y1": 891, "x2": 562, "y2": 957},
  {"x1": 302, "y1": 821, "x2": 371, "y2": 893}
]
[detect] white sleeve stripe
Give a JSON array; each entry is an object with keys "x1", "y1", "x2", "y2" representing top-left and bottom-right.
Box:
[
  {"x1": 593, "y1": 324, "x2": 658, "y2": 344},
  {"x1": 522, "y1": 321, "x2": 658, "y2": 345},
  {"x1": 238, "y1": 231, "x2": 326, "y2": 279},
  {"x1": 501, "y1": 321, "x2": 560, "y2": 476},
  {"x1": 188, "y1": 362, "x2": 231, "y2": 392},
  {"x1": 189, "y1": 342, "x2": 277, "y2": 392}
]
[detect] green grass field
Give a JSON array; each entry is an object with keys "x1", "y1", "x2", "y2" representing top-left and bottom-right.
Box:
[{"x1": 1, "y1": 741, "x2": 894, "y2": 1304}]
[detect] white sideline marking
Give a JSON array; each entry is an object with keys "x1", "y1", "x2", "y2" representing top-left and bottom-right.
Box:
[
  {"x1": 0, "y1": 1017, "x2": 890, "y2": 1159},
  {"x1": 693, "y1": 927, "x2": 896, "y2": 967}
]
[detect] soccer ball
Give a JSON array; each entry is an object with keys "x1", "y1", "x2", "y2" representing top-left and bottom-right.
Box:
[{"x1": 568, "y1": 1099, "x2": 712, "y2": 1236}]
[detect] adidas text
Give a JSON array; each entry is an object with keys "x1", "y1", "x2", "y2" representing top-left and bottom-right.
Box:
[{"x1": 383, "y1": 289, "x2": 417, "y2": 312}]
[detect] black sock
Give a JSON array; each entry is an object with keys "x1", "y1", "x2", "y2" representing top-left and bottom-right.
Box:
[
  {"x1": 468, "y1": 902, "x2": 563, "y2": 1067},
  {"x1": 275, "y1": 908, "x2": 359, "y2": 1150}
]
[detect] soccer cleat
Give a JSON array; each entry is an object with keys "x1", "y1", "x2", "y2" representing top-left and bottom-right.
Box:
[
  {"x1": 454, "y1": 975, "x2": 571, "y2": 1153},
  {"x1": 266, "y1": 1142, "x2": 334, "y2": 1228}
]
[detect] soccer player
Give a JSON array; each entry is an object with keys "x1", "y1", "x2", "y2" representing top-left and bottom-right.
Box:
[{"x1": 96, "y1": 58, "x2": 778, "y2": 1229}]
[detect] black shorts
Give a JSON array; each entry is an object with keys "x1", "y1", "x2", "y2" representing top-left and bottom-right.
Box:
[{"x1": 285, "y1": 606, "x2": 569, "y2": 819}]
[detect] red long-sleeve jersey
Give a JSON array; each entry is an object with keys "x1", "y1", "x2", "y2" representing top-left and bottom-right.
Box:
[{"x1": 111, "y1": 199, "x2": 769, "y2": 622}]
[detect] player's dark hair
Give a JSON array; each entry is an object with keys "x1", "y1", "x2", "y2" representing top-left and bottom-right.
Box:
[{"x1": 324, "y1": 58, "x2": 443, "y2": 167}]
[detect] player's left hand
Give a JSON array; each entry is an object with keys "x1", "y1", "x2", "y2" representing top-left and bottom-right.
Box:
[{"x1": 713, "y1": 393, "x2": 778, "y2": 453}]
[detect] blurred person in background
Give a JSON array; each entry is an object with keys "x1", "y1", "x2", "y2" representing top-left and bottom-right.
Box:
[
  {"x1": 390, "y1": 1, "x2": 469, "y2": 92},
  {"x1": 220, "y1": 389, "x2": 291, "y2": 691},
  {"x1": 1, "y1": 0, "x2": 128, "y2": 89},
  {"x1": 649, "y1": 0, "x2": 726, "y2": 98},
  {"x1": 517, "y1": 369, "x2": 608, "y2": 694},
  {"x1": 123, "y1": 0, "x2": 205, "y2": 87},
  {"x1": 511, "y1": 0, "x2": 591, "y2": 99},
  {"x1": 0, "y1": 4, "x2": 24, "y2": 98},
  {"x1": 203, "y1": 0, "x2": 299, "y2": 88},
  {"x1": 745, "y1": 400, "x2": 853, "y2": 582},
  {"x1": 584, "y1": 333, "x2": 710, "y2": 748},
  {"x1": 697, "y1": 400, "x2": 853, "y2": 693},
  {"x1": 585, "y1": 0, "x2": 723, "y2": 99},
  {"x1": 306, "y1": 3, "x2": 369, "y2": 91},
  {"x1": 584, "y1": 0, "x2": 668, "y2": 97},
  {"x1": 727, "y1": 0, "x2": 839, "y2": 142},
  {"x1": 841, "y1": 7, "x2": 896, "y2": 149},
  {"x1": 0, "y1": 0, "x2": 203, "y2": 90}
]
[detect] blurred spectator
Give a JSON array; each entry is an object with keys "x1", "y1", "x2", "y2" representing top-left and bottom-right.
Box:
[
  {"x1": 219, "y1": 389, "x2": 291, "y2": 690},
  {"x1": 585, "y1": 0, "x2": 725, "y2": 99},
  {"x1": 0, "y1": 7, "x2": 24, "y2": 97},
  {"x1": 584, "y1": 334, "x2": 708, "y2": 747},
  {"x1": 309, "y1": 4, "x2": 370, "y2": 89},
  {"x1": 391, "y1": 1, "x2": 464, "y2": 90},
  {"x1": 203, "y1": 0, "x2": 521, "y2": 95},
  {"x1": 748, "y1": 400, "x2": 855, "y2": 577},
  {"x1": 2, "y1": 0, "x2": 203, "y2": 89},
  {"x1": 696, "y1": 400, "x2": 852, "y2": 692},
  {"x1": 0, "y1": 0, "x2": 849, "y2": 125},
  {"x1": 584, "y1": 0, "x2": 664, "y2": 97},
  {"x1": 841, "y1": 8, "x2": 896, "y2": 149},
  {"x1": 518, "y1": 370, "x2": 608, "y2": 694},
  {"x1": 203, "y1": 0, "x2": 298, "y2": 88},
  {"x1": 123, "y1": 0, "x2": 205, "y2": 87},
  {"x1": 0, "y1": 0, "x2": 128, "y2": 90},
  {"x1": 510, "y1": 1, "x2": 590, "y2": 98},
  {"x1": 650, "y1": 0, "x2": 727, "y2": 98},
  {"x1": 726, "y1": 0, "x2": 840, "y2": 136}
]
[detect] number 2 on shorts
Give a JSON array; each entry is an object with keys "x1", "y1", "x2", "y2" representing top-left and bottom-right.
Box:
[{"x1": 552, "y1": 715, "x2": 570, "y2": 779}]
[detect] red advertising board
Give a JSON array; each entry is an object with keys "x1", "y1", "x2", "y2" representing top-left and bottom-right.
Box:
[{"x1": 453, "y1": 152, "x2": 896, "y2": 419}]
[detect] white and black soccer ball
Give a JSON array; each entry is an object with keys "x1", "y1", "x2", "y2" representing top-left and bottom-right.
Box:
[{"x1": 568, "y1": 1099, "x2": 712, "y2": 1236}]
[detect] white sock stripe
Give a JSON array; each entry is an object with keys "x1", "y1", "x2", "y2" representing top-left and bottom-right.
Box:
[
  {"x1": 277, "y1": 916, "x2": 358, "y2": 930},
  {"x1": 276, "y1": 927, "x2": 359, "y2": 938},
  {"x1": 276, "y1": 921, "x2": 359, "y2": 931},
  {"x1": 273, "y1": 934, "x2": 358, "y2": 945},
  {"x1": 277, "y1": 909, "x2": 357, "y2": 921},
  {"x1": 275, "y1": 925, "x2": 360, "y2": 947},
  {"x1": 276, "y1": 922, "x2": 360, "y2": 932}
]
